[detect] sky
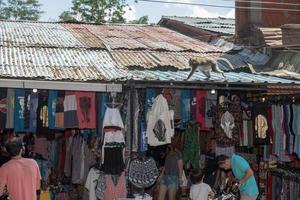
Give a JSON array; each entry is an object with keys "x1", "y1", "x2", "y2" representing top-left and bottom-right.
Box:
[{"x1": 39, "y1": 0, "x2": 235, "y2": 23}]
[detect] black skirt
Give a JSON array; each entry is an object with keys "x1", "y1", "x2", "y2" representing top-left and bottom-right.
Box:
[{"x1": 102, "y1": 147, "x2": 125, "y2": 175}]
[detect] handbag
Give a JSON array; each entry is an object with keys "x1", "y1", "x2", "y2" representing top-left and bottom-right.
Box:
[{"x1": 180, "y1": 170, "x2": 188, "y2": 187}]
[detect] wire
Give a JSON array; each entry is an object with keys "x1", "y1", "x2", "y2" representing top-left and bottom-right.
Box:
[
  {"x1": 222, "y1": 0, "x2": 300, "y2": 6},
  {"x1": 137, "y1": 0, "x2": 300, "y2": 12}
]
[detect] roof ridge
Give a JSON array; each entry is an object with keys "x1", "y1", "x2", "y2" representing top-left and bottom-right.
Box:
[
  {"x1": 161, "y1": 15, "x2": 235, "y2": 20},
  {"x1": 0, "y1": 19, "x2": 159, "y2": 27}
]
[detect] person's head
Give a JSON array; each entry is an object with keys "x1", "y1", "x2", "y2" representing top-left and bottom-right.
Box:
[
  {"x1": 167, "y1": 137, "x2": 177, "y2": 153},
  {"x1": 190, "y1": 169, "x2": 204, "y2": 184},
  {"x1": 5, "y1": 139, "x2": 24, "y2": 157},
  {"x1": 209, "y1": 137, "x2": 216, "y2": 152},
  {"x1": 216, "y1": 155, "x2": 231, "y2": 170}
]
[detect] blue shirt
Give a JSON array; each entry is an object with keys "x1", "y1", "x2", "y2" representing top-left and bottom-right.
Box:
[{"x1": 231, "y1": 154, "x2": 259, "y2": 197}]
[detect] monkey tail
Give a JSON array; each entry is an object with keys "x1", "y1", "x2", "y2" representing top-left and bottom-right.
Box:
[{"x1": 186, "y1": 66, "x2": 197, "y2": 80}]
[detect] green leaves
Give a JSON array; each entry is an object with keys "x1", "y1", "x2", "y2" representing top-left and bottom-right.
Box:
[
  {"x1": 0, "y1": 0, "x2": 43, "y2": 21},
  {"x1": 59, "y1": 0, "x2": 128, "y2": 23}
]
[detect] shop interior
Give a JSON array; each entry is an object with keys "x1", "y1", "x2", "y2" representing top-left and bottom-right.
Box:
[{"x1": 0, "y1": 82, "x2": 300, "y2": 200}]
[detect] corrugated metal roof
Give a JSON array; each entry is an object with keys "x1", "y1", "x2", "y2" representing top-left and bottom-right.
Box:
[
  {"x1": 258, "y1": 27, "x2": 283, "y2": 47},
  {"x1": 0, "y1": 21, "x2": 84, "y2": 48},
  {"x1": 0, "y1": 46, "x2": 127, "y2": 81},
  {"x1": 0, "y1": 45, "x2": 296, "y2": 84},
  {"x1": 216, "y1": 49, "x2": 270, "y2": 71},
  {"x1": 122, "y1": 70, "x2": 300, "y2": 84},
  {"x1": 264, "y1": 50, "x2": 300, "y2": 73},
  {"x1": 161, "y1": 16, "x2": 235, "y2": 35},
  {"x1": 111, "y1": 50, "x2": 220, "y2": 69},
  {"x1": 0, "y1": 20, "x2": 298, "y2": 85},
  {"x1": 63, "y1": 23, "x2": 222, "y2": 53}
]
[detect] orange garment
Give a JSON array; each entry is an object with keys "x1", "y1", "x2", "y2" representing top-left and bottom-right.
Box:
[{"x1": 0, "y1": 158, "x2": 41, "y2": 200}]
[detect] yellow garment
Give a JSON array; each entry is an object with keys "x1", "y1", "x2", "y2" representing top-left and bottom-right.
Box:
[
  {"x1": 255, "y1": 114, "x2": 268, "y2": 139},
  {"x1": 40, "y1": 191, "x2": 51, "y2": 200}
]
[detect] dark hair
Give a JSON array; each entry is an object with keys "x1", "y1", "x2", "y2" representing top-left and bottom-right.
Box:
[
  {"x1": 216, "y1": 155, "x2": 229, "y2": 165},
  {"x1": 5, "y1": 140, "x2": 23, "y2": 157},
  {"x1": 190, "y1": 169, "x2": 204, "y2": 184}
]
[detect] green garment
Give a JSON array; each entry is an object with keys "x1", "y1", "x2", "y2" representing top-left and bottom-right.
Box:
[{"x1": 183, "y1": 122, "x2": 200, "y2": 168}]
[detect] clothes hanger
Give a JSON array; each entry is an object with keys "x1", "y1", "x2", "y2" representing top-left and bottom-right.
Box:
[{"x1": 105, "y1": 92, "x2": 122, "y2": 108}]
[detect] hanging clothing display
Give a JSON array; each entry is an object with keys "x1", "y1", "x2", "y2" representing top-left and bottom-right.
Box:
[
  {"x1": 253, "y1": 103, "x2": 270, "y2": 145},
  {"x1": 0, "y1": 88, "x2": 7, "y2": 129},
  {"x1": 145, "y1": 88, "x2": 157, "y2": 114},
  {"x1": 19, "y1": 90, "x2": 39, "y2": 133},
  {"x1": 163, "y1": 89, "x2": 182, "y2": 120},
  {"x1": 293, "y1": 104, "x2": 300, "y2": 158},
  {"x1": 95, "y1": 170, "x2": 106, "y2": 200},
  {"x1": 64, "y1": 135, "x2": 73, "y2": 177},
  {"x1": 241, "y1": 102, "x2": 253, "y2": 147},
  {"x1": 14, "y1": 89, "x2": 25, "y2": 132},
  {"x1": 213, "y1": 102, "x2": 241, "y2": 146},
  {"x1": 268, "y1": 170, "x2": 300, "y2": 200},
  {"x1": 128, "y1": 157, "x2": 159, "y2": 188},
  {"x1": 5, "y1": 88, "x2": 14, "y2": 129},
  {"x1": 272, "y1": 105, "x2": 290, "y2": 162},
  {"x1": 190, "y1": 90, "x2": 197, "y2": 120},
  {"x1": 133, "y1": 91, "x2": 140, "y2": 151},
  {"x1": 183, "y1": 121, "x2": 200, "y2": 168},
  {"x1": 216, "y1": 146, "x2": 235, "y2": 157},
  {"x1": 85, "y1": 167, "x2": 101, "y2": 200},
  {"x1": 55, "y1": 91, "x2": 65, "y2": 129},
  {"x1": 24, "y1": 90, "x2": 31, "y2": 130},
  {"x1": 205, "y1": 91, "x2": 217, "y2": 129},
  {"x1": 104, "y1": 172, "x2": 126, "y2": 200},
  {"x1": 37, "y1": 90, "x2": 50, "y2": 134},
  {"x1": 64, "y1": 92, "x2": 78, "y2": 128},
  {"x1": 48, "y1": 91, "x2": 59, "y2": 130},
  {"x1": 102, "y1": 107, "x2": 125, "y2": 175},
  {"x1": 195, "y1": 90, "x2": 208, "y2": 130},
  {"x1": 181, "y1": 89, "x2": 190, "y2": 122},
  {"x1": 71, "y1": 135, "x2": 85, "y2": 184},
  {"x1": 103, "y1": 107, "x2": 124, "y2": 129},
  {"x1": 146, "y1": 94, "x2": 174, "y2": 146},
  {"x1": 102, "y1": 147, "x2": 125, "y2": 175},
  {"x1": 76, "y1": 92, "x2": 96, "y2": 129},
  {"x1": 139, "y1": 122, "x2": 148, "y2": 152}
]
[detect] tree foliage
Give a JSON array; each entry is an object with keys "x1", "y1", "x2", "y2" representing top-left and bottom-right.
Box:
[
  {"x1": 60, "y1": 0, "x2": 128, "y2": 23},
  {"x1": 0, "y1": 0, "x2": 8, "y2": 19},
  {"x1": 59, "y1": 11, "x2": 76, "y2": 22},
  {"x1": 1, "y1": 0, "x2": 43, "y2": 21},
  {"x1": 129, "y1": 15, "x2": 148, "y2": 24}
]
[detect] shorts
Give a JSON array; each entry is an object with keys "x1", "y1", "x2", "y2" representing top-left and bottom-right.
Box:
[{"x1": 161, "y1": 175, "x2": 179, "y2": 188}]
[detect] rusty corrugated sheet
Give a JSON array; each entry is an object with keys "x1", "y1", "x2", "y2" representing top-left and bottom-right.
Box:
[
  {"x1": 63, "y1": 23, "x2": 222, "y2": 53},
  {"x1": 62, "y1": 23, "x2": 105, "y2": 48},
  {"x1": 160, "y1": 16, "x2": 235, "y2": 35},
  {"x1": 0, "y1": 21, "x2": 84, "y2": 47},
  {"x1": 111, "y1": 50, "x2": 221, "y2": 69},
  {"x1": 258, "y1": 27, "x2": 283, "y2": 46}
]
